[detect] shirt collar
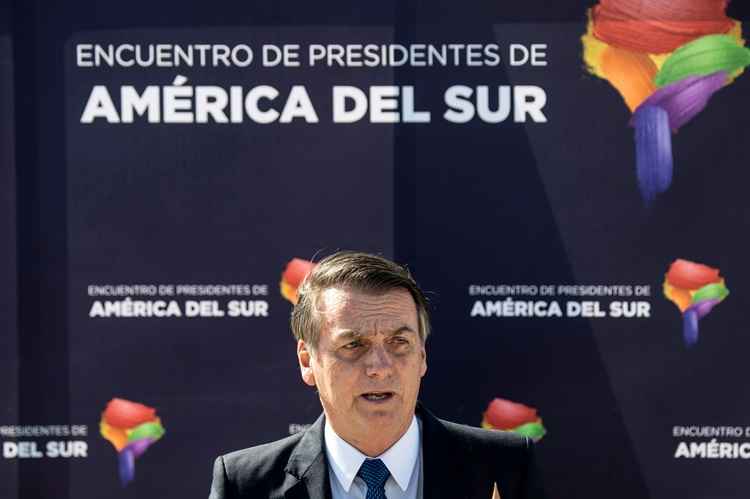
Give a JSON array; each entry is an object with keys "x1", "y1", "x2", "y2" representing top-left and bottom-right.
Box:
[{"x1": 324, "y1": 415, "x2": 420, "y2": 492}]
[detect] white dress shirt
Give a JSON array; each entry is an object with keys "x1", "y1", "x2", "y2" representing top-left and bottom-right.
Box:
[{"x1": 324, "y1": 416, "x2": 422, "y2": 499}]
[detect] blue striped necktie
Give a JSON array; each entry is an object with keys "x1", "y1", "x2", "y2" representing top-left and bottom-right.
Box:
[{"x1": 357, "y1": 458, "x2": 390, "y2": 499}]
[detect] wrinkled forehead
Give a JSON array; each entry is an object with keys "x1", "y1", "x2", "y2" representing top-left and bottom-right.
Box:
[{"x1": 315, "y1": 286, "x2": 419, "y2": 334}]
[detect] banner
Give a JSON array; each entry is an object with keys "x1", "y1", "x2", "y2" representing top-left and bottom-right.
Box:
[{"x1": 3, "y1": 2, "x2": 750, "y2": 499}]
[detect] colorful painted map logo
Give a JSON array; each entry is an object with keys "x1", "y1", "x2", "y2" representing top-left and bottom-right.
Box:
[
  {"x1": 100, "y1": 398, "x2": 165, "y2": 486},
  {"x1": 663, "y1": 259, "x2": 729, "y2": 347},
  {"x1": 280, "y1": 258, "x2": 316, "y2": 304},
  {"x1": 581, "y1": 0, "x2": 750, "y2": 204},
  {"x1": 482, "y1": 398, "x2": 546, "y2": 442}
]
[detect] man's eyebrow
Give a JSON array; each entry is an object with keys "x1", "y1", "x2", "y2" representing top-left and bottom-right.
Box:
[
  {"x1": 333, "y1": 326, "x2": 416, "y2": 340},
  {"x1": 388, "y1": 325, "x2": 417, "y2": 336},
  {"x1": 332, "y1": 330, "x2": 362, "y2": 341}
]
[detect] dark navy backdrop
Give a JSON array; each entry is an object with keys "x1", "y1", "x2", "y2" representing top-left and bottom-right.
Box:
[
  {"x1": 6, "y1": 1, "x2": 750, "y2": 499},
  {"x1": 1, "y1": 4, "x2": 18, "y2": 498}
]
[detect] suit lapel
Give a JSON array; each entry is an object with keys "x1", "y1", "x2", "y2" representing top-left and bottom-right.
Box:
[
  {"x1": 281, "y1": 405, "x2": 492, "y2": 499},
  {"x1": 283, "y1": 414, "x2": 333, "y2": 499}
]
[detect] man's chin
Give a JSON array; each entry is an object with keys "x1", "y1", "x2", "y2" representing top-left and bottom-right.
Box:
[
  {"x1": 354, "y1": 395, "x2": 400, "y2": 419},
  {"x1": 355, "y1": 399, "x2": 415, "y2": 434}
]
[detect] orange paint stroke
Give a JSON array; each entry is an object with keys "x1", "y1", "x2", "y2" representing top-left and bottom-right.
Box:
[
  {"x1": 600, "y1": 46, "x2": 658, "y2": 111},
  {"x1": 100, "y1": 421, "x2": 128, "y2": 451},
  {"x1": 662, "y1": 282, "x2": 693, "y2": 312}
]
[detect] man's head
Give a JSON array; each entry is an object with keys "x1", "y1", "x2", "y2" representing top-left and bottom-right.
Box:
[{"x1": 291, "y1": 251, "x2": 430, "y2": 456}]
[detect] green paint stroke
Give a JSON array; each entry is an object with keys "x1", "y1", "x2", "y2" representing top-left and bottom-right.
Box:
[
  {"x1": 512, "y1": 421, "x2": 547, "y2": 441},
  {"x1": 692, "y1": 282, "x2": 729, "y2": 303},
  {"x1": 128, "y1": 421, "x2": 165, "y2": 442},
  {"x1": 655, "y1": 35, "x2": 750, "y2": 87}
]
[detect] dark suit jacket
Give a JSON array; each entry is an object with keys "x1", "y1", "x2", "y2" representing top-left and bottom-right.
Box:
[{"x1": 209, "y1": 404, "x2": 545, "y2": 499}]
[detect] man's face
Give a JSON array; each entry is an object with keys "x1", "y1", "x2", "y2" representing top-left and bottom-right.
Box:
[{"x1": 297, "y1": 286, "x2": 427, "y2": 456}]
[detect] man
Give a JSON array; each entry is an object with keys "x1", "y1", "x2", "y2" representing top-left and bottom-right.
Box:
[{"x1": 209, "y1": 251, "x2": 544, "y2": 499}]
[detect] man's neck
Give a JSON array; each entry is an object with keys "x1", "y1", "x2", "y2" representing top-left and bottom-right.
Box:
[{"x1": 325, "y1": 416, "x2": 413, "y2": 457}]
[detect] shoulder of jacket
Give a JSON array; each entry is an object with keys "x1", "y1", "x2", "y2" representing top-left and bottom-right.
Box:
[
  {"x1": 220, "y1": 431, "x2": 305, "y2": 481},
  {"x1": 438, "y1": 418, "x2": 530, "y2": 454}
]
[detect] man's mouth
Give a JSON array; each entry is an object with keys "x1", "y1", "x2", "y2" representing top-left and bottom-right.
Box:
[{"x1": 361, "y1": 391, "x2": 395, "y2": 402}]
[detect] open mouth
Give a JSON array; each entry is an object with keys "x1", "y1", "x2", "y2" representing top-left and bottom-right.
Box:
[{"x1": 361, "y1": 391, "x2": 395, "y2": 402}]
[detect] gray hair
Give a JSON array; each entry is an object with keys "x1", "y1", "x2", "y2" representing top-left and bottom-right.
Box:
[{"x1": 290, "y1": 251, "x2": 431, "y2": 347}]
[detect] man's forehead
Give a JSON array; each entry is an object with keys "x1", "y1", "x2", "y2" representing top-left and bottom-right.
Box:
[{"x1": 315, "y1": 286, "x2": 418, "y2": 323}]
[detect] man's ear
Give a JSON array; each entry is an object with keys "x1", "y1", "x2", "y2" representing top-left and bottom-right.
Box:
[
  {"x1": 419, "y1": 343, "x2": 427, "y2": 378},
  {"x1": 297, "y1": 339, "x2": 316, "y2": 387}
]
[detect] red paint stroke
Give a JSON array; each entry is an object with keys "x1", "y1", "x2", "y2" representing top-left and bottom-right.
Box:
[
  {"x1": 592, "y1": 0, "x2": 734, "y2": 54},
  {"x1": 102, "y1": 398, "x2": 157, "y2": 429},
  {"x1": 483, "y1": 398, "x2": 539, "y2": 429},
  {"x1": 665, "y1": 259, "x2": 722, "y2": 289},
  {"x1": 282, "y1": 258, "x2": 316, "y2": 289}
]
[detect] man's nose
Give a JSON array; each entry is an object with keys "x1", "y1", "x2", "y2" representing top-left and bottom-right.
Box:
[{"x1": 364, "y1": 344, "x2": 394, "y2": 378}]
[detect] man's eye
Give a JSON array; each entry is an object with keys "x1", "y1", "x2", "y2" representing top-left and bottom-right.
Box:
[
  {"x1": 390, "y1": 336, "x2": 409, "y2": 345},
  {"x1": 342, "y1": 341, "x2": 363, "y2": 350}
]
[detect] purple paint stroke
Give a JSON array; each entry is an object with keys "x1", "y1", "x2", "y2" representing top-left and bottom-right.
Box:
[
  {"x1": 631, "y1": 72, "x2": 727, "y2": 132},
  {"x1": 686, "y1": 298, "x2": 722, "y2": 320},
  {"x1": 683, "y1": 308, "x2": 699, "y2": 347},
  {"x1": 118, "y1": 447, "x2": 135, "y2": 486},
  {"x1": 633, "y1": 105, "x2": 673, "y2": 204},
  {"x1": 124, "y1": 437, "x2": 155, "y2": 459}
]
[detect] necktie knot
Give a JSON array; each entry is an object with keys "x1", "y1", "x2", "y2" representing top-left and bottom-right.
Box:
[{"x1": 357, "y1": 458, "x2": 390, "y2": 499}]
